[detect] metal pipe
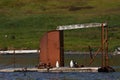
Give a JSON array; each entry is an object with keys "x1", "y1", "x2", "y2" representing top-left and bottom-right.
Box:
[
  {"x1": 88, "y1": 47, "x2": 101, "y2": 66},
  {"x1": 101, "y1": 24, "x2": 105, "y2": 67},
  {"x1": 105, "y1": 26, "x2": 109, "y2": 67}
]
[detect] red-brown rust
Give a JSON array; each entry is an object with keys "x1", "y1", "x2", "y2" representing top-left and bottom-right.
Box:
[{"x1": 39, "y1": 30, "x2": 64, "y2": 67}]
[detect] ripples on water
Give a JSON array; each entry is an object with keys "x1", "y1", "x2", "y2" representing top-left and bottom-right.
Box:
[{"x1": 0, "y1": 72, "x2": 120, "y2": 80}]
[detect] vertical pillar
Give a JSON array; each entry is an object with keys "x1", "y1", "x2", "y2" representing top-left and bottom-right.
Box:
[
  {"x1": 98, "y1": 23, "x2": 115, "y2": 72},
  {"x1": 105, "y1": 26, "x2": 109, "y2": 67},
  {"x1": 101, "y1": 24, "x2": 105, "y2": 67},
  {"x1": 60, "y1": 30, "x2": 64, "y2": 66}
]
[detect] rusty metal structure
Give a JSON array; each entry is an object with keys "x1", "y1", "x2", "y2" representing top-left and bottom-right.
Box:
[
  {"x1": 87, "y1": 24, "x2": 115, "y2": 72},
  {"x1": 39, "y1": 23, "x2": 115, "y2": 72},
  {"x1": 39, "y1": 30, "x2": 64, "y2": 67}
]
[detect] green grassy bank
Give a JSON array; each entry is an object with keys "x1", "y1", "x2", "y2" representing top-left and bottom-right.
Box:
[{"x1": 0, "y1": 0, "x2": 120, "y2": 52}]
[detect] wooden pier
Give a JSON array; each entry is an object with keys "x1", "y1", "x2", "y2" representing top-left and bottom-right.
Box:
[{"x1": 0, "y1": 67, "x2": 99, "y2": 72}]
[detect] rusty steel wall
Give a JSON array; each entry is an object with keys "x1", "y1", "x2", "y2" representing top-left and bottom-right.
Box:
[{"x1": 40, "y1": 30, "x2": 64, "y2": 67}]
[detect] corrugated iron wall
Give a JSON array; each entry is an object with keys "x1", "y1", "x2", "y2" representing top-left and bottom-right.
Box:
[{"x1": 40, "y1": 30, "x2": 64, "y2": 67}]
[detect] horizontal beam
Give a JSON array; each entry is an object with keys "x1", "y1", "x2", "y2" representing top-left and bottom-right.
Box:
[{"x1": 56, "y1": 23, "x2": 107, "y2": 30}]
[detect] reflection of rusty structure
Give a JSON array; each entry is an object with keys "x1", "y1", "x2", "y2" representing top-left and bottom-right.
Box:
[{"x1": 40, "y1": 30, "x2": 64, "y2": 67}]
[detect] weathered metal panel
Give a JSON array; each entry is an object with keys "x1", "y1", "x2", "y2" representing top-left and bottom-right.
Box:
[
  {"x1": 40, "y1": 30, "x2": 64, "y2": 67},
  {"x1": 39, "y1": 33, "x2": 48, "y2": 65}
]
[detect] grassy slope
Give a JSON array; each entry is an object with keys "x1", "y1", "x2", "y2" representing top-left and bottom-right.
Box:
[{"x1": 0, "y1": 0, "x2": 120, "y2": 51}]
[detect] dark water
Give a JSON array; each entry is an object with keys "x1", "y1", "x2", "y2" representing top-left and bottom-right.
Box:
[
  {"x1": 0, "y1": 72, "x2": 120, "y2": 80},
  {"x1": 0, "y1": 53, "x2": 120, "y2": 80}
]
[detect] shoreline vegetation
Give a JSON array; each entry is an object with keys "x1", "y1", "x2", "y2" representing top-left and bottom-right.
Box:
[{"x1": 0, "y1": 0, "x2": 120, "y2": 52}]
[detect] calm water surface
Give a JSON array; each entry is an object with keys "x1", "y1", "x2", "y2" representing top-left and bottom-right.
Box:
[
  {"x1": 0, "y1": 53, "x2": 120, "y2": 80},
  {"x1": 0, "y1": 72, "x2": 120, "y2": 80}
]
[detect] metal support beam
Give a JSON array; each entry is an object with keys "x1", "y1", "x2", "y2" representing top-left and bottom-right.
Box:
[
  {"x1": 56, "y1": 23, "x2": 107, "y2": 30},
  {"x1": 105, "y1": 26, "x2": 109, "y2": 67}
]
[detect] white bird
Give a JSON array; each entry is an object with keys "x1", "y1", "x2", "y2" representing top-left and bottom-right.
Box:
[
  {"x1": 70, "y1": 60, "x2": 74, "y2": 68},
  {"x1": 56, "y1": 61, "x2": 59, "y2": 68}
]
